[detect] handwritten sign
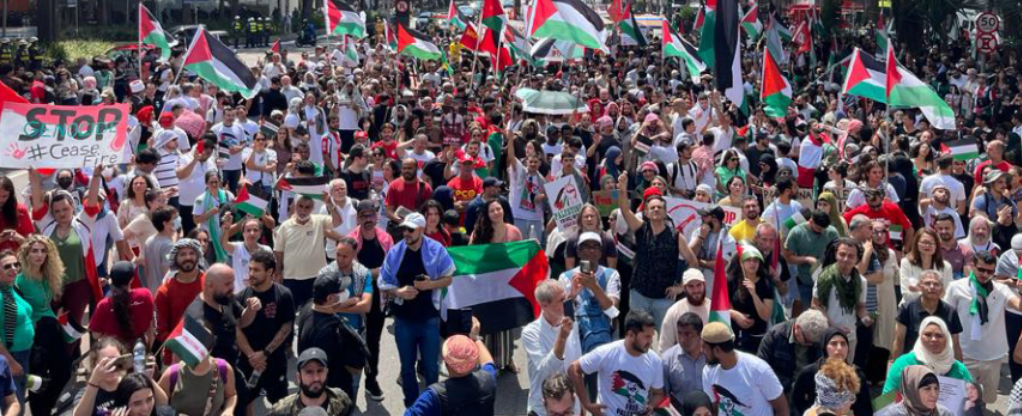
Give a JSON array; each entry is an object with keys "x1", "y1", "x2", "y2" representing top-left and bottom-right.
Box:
[
  {"x1": 0, "y1": 103, "x2": 130, "y2": 168},
  {"x1": 663, "y1": 196, "x2": 743, "y2": 238},
  {"x1": 545, "y1": 175, "x2": 586, "y2": 233},
  {"x1": 593, "y1": 189, "x2": 619, "y2": 217}
]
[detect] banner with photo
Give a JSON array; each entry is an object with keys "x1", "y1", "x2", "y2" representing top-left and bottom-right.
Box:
[{"x1": 545, "y1": 175, "x2": 586, "y2": 233}]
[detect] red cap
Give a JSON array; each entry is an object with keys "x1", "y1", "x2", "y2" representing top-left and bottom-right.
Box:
[{"x1": 158, "y1": 112, "x2": 175, "y2": 127}]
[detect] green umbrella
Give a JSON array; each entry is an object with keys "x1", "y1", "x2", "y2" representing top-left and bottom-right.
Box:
[{"x1": 514, "y1": 88, "x2": 589, "y2": 115}]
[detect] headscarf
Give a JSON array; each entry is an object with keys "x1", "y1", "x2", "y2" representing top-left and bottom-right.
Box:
[
  {"x1": 814, "y1": 365, "x2": 857, "y2": 410},
  {"x1": 820, "y1": 327, "x2": 850, "y2": 362},
  {"x1": 679, "y1": 391, "x2": 714, "y2": 416},
  {"x1": 758, "y1": 153, "x2": 779, "y2": 185},
  {"x1": 837, "y1": 119, "x2": 863, "y2": 160},
  {"x1": 602, "y1": 146, "x2": 623, "y2": 179},
  {"x1": 167, "y1": 238, "x2": 205, "y2": 273},
  {"x1": 912, "y1": 316, "x2": 956, "y2": 375},
  {"x1": 900, "y1": 365, "x2": 941, "y2": 416},
  {"x1": 818, "y1": 192, "x2": 848, "y2": 236}
]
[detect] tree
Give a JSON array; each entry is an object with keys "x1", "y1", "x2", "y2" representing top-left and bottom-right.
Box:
[{"x1": 892, "y1": 0, "x2": 980, "y2": 51}]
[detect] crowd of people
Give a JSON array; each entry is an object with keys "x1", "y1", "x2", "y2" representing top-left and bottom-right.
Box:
[{"x1": 5, "y1": 4, "x2": 1022, "y2": 416}]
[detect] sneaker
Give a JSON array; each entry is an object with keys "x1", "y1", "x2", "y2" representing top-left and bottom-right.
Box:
[{"x1": 366, "y1": 378, "x2": 385, "y2": 401}]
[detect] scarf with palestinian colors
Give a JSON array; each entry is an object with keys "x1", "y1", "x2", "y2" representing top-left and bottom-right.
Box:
[
  {"x1": 203, "y1": 189, "x2": 229, "y2": 263},
  {"x1": 815, "y1": 263, "x2": 861, "y2": 314},
  {"x1": 969, "y1": 271, "x2": 992, "y2": 325}
]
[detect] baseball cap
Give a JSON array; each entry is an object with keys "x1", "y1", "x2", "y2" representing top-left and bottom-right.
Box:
[
  {"x1": 578, "y1": 232, "x2": 602, "y2": 247},
  {"x1": 483, "y1": 177, "x2": 504, "y2": 188},
  {"x1": 697, "y1": 205, "x2": 725, "y2": 221},
  {"x1": 399, "y1": 213, "x2": 427, "y2": 230},
  {"x1": 313, "y1": 273, "x2": 341, "y2": 304},
  {"x1": 702, "y1": 322, "x2": 735, "y2": 344},
  {"x1": 682, "y1": 269, "x2": 705, "y2": 285},
  {"x1": 356, "y1": 200, "x2": 378, "y2": 214},
  {"x1": 297, "y1": 348, "x2": 329, "y2": 369},
  {"x1": 442, "y1": 335, "x2": 479, "y2": 375}
]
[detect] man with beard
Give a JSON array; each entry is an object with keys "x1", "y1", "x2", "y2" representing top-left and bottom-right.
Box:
[
  {"x1": 661, "y1": 313, "x2": 707, "y2": 410},
  {"x1": 568, "y1": 311, "x2": 664, "y2": 416},
  {"x1": 920, "y1": 155, "x2": 967, "y2": 216},
  {"x1": 659, "y1": 270, "x2": 709, "y2": 351},
  {"x1": 702, "y1": 322, "x2": 788, "y2": 416},
  {"x1": 155, "y1": 239, "x2": 206, "y2": 365},
  {"x1": 298, "y1": 272, "x2": 369, "y2": 401},
  {"x1": 348, "y1": 200, "x2": 392, "y2": 401},
  {"x1": 934, "y1": 213, "x2": 973, "y2": 279},
  {"x1": 237, "y1": 251, "x2": 295, "y2": 414},
  {"x1": 729, "y1": 196, "x2": 763, "y2": 243},
  {"x1": 274, "y1": 195, "x2": 346, "y2": 308},
  {"x1": 843, "y1": 187, "x2": 915, "y2": 253},
  {"x1": 385, "y1": 158, "x2": 435, "y2": 226},
  {"x1": 268, "y1": 348, "x2": 354, "y2": 416},
  {"x1": 922, "y1": 184, "x2": 965, "y2": 240},
  {"x1": 972, "y1": 170, "x2": 1019, "y2": 221}
]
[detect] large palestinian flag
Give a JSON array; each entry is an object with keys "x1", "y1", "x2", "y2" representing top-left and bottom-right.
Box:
[
  {"x1": 529, "y1": 0, "x2": 607, "y2": 51},
  {"x1": 139, "y1": 4, "x2": 172, "y2": 60},
  {"x1": 445, "y1": 240, "x2": 549, "y2": 333},
  {"x1": 165, "y1": 314, "x2": 213, "y2": 367},
  {"x1": 841, "y1": 48, "x2": 886, "y2": 102},
  {"x1": 619, "y1": 3, "x2": 647, "y2": 46},
  {"x1": 713, "y1": 0, "x2": 743, "y2": 108},
  {"x1": 324, "y1": 0, "x2": 366, "y2": 38},
  {"x1": 397, "y1": 23, "x2": 442, "y2": 61},
  {"x1": 760, "y1": 48, "x2": 792, "y2": 118},
  {"x1": 182, "y1": 27, "x2": 259, "y2": 99},
  {"x1": 662, "y1": 20, "x2": 705, "y2": 82},
  {"x1": 843, "y1": 47, "x2": 955, "y2": 130}
]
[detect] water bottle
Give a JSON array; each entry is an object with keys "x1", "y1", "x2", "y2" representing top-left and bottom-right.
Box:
[
  {"x1": 247, "y1": 370, "x2": 262, "y2": 390},
  {"x1": 133, "y1": 340, "x2": 146, "y2": 374}
]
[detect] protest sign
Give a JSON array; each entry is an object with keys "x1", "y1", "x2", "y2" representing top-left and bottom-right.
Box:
[
  {"x1": 545, "y1": 175, "x2": 586, "y2": 233},
  {"x1": 663, "y1": 196, "x2": 743, "y2": 238},
  {"x1": 937, "y1": 376, "x2": 965, "y2": 416},
  {"x1": 592, "y1": 189, "x2": 618, "y2": 217},
  {"x1": 0, "y1": 103, "x2": 131, "y2": 169}
]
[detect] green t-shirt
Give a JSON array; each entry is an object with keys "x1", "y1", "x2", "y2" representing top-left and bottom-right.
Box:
[
  {"x1": 0, "y1": 287, "x2": 34, "y2": 352},
  {"x1": 784, "y1": 223, "x2": 839, "y2": 285},
  {"x1": 882, "y1": 352, "x2": 973, "y2": 394},
  {"x1": 53, "y1": 230, "x2": 84, "y2": 284},
  {"x1": 15, "y1": 273, "x2": 56, "y2": 322}
]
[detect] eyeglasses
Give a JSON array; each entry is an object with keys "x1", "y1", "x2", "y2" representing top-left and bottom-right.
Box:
[
  {"x1": 1, "y1": 262, "x2": 19, "y2": 271},
  {"x1": 975, "y1": 267, "x2": 996, "y2": 275}
]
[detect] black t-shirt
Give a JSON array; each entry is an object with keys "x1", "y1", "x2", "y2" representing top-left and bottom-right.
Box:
[
  {"x1": 728, "y1": 276, "x2": 775, "y2": 337},
  {"x1": 74, "y1": 386, "x2": 117, "y2": 416},
  {"x1": 422, "y1": 159, "x2": 449, "y2": 189},
  {"x1": 895, "y1": 299, "x2": 964, "y2": 351},
  {"x1": 745, "y1": 145, "x2": 771, "y2": 178},
  {"x1": 357, "y1": 235, "x2": 386, "y2": 270},
  {"x1": 238, "y1": 283, "x2": 296, "y2": 359},
  {"x1": 392, "y1": 247, "x2": 436, "y2": 321},
  {"x1": 339, "y1": 168, "x2": 372, "y2": 201},
  {"x1": 297, "y1": 308, "x2": 358, "y2": 390},
  {"x1": 185, "y1": 297, "x2": 243, "y2": 365}
]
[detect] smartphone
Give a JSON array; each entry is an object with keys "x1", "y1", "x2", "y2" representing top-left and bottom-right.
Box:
[
  {"x1": 580, "y1": 260, "x2": 592, "y2": 275},
  {"x1": 563, "y1": 299, "x2": 576, "y2": 318},
  {"x1": 112, "y1": 354, "x2": 134, "y2": 371},
  {"x1": 458, "y1": 308, "x2": 474, "y2": 334},
  {"x1": 415, "y1": 274, "x2": 430, "y2": 283}
]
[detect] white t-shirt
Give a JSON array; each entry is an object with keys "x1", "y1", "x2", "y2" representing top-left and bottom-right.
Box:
[
  {"x1": 701, "y1": 352, "x2": 783, "y2": 416},
  {"x1": 508, "y1": 160, "x2": 545, "y2": 221},
  {"x1": 176, "y1": 154, "x2": 216, "y2": 208},
  {"x1": 579, "y1": 340, "x2": 664, "y2": 416},
  {"x1": 845, "y1": 183, "x2": 900, "y2": 209},
  {"x1": 211, "y1": 122, "x2": 249, "y2": 171},
  {"x1": 709, "y1": 126, "x2": 734, "y2": 154},
  {"x1": 229, "y1": 242, "x2": 271, "y2": 293},
  {"x1": 319, "y1": 197, "x2": 358, "y2": 259},
  {"x1": 241, "y1": 148, "x2": 278, "y2": 186},
  {"x1": 919, "y1": 173, "x2": 967, "y2": 210},
  {"x1": 945, "y1": 278, "x2": 1019, "y2": 361}
]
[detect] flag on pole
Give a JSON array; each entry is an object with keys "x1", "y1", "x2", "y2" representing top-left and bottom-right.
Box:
[
  {"x1": 697, "y1": 1, "x2": 716, "y2": 68},
  {"x1": 269, "y1": 39, "x2": 281, "y2": 54},
  {"x1": 693, "y1": 4, "x2": 705, "y2": 32},
  {"x1": 709, "y1": 232, "x2": 731, "y2": 325},
  {"x1": 763, "y1": 12, "x2": 789, "y2": 64},
  {"x1": 182, "y1": 27, "x2": 260, "y2": 99},
  {"x1": 235, "y1": 185, "x2": 269, "y2": 217},
  {"x1": 460, "y1": 23, "x2": 481, "y2": 50},
  {"x1": 793, "y1": 20, "x2": 811, "y2": 54},
  {"x1": 608, "y1": 0, "x2": 625, "y2": 23},
  {"x1": 397, "y1": 23, "x2": 443, "y2": 61},
  {"x1": 713, "y1": 0, "x2": 743, "y2": 108},
  {"x1": 448, "y1": 0, "x2": 469, "y2": 30},
  {"x1": 662, "y1": 20, "x2": 705, "y2": 82},
  {"x1": 619, "y1": 3, "x2": 647, "y2": 46},
  {"x1": 324, "y1": 0, "x2": 367, "y2": 38},
  {"x1": 841, "y1": 48, "x2": 887, "y2": 102},
  {"x1": 760, "y1": 47, "x2": 792, "y2": 118},
  {"x1": 165, "y1": 314, "x2": 213, "y2": 367},
  {"x1": 481, "y1": 0, "x2": 507, "y2": 35},
  {"x1": 139, "y1": 4, "x2": 172, "y2": 61},
  {"x1": 383, "y1": 18, "x2": 398, "y2": 50},
  {"x1": 843, "y1": 47, "x2": 956, "y2": 130},
  {"x1": 940, "y1": 138, "x2": 980, "y2": 161},
  {"x1": 342, "y1": 35, "x2": 360, "y2": 65},
  {"x1": 529, "y1": 0, "x2": 607, "y2": 51},
  {"x1": 740, "y1": 3, "x2": 762, "y2": 40},
  {"x1": 445, "y1": 240, "x2": 549, "y2": 333}
]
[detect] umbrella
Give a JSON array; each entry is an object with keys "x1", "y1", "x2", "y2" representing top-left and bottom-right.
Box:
[
  {"x1": 515, "y1": 88, "x2": 589, "y2": 115},
  {"x1": 174, "y1": 110, "x2": 206, "y2": 140}
]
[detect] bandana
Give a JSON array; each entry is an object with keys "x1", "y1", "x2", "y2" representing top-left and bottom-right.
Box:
[{"x1": 168, "y1": 238, "x2": 205, "y2": 272}]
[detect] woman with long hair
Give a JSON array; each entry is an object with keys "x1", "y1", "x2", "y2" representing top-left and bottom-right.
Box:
[
  {"x1": 117, "y1": 175, "x2": 157, "y2": 229},
  {"x1": 72, "y1": 337, "x2": 131, "y2": 416},
  {"x1": 0, "y1": 249, "x2": 33, "y2": 407},
  {"x1": 899, "y1": 229, "x2": 953, "y2": 305},
  {"x1": 718, "y1": 176, "x2": 747, "y2": 209},
  {"x1": 565, "y1": 204, "x2": 618, "y2": 270},
  {"x1": 0, "y1": 177, "x2": 33, "y2": 253},
  {"x1": 113, "y1": 373, "x2": 170, "y2": 416},
  {"x1": 420, "y1": 200, "x2": 450, "y2": 247},
  {"x1": 16, "y1": 235, "x2": 67, "y2": 416},
  {"x1": 470, "y1": 199, "x2": 523, "y2": 373},
  {"x1": 726, "y1": 245, "x2": 775, "y2": 352},
  {"x1": 191, "y1": 171, "x2": 234, "y2": 264},
  {"x1": 89, "y1": 261, "x2": 155, "y2": 347}
]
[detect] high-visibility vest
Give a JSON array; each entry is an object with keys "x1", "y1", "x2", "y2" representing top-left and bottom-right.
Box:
[{"x1": 234, "y1": 21, "x2": 242, "y2": 31}]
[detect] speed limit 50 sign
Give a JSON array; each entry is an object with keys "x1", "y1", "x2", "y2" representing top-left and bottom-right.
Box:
[{"x1": 977, "y1": 12, "x2": 999, "y2": 34}]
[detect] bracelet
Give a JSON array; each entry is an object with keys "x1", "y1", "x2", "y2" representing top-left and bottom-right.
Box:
[{"x1": 87, "y1": 382, "x2": 100, "y2": 389}]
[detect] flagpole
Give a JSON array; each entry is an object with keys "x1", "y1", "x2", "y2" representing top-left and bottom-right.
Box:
[
  {"x1": 138, "y1": 5, "x2": 143, "y2": 79},
  {"x1": 469, "y1": 8, "x2": 484, "y2": 93}
]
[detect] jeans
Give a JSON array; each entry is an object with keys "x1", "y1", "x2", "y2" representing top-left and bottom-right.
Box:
[
  {"x1": 395, "y1": 317, "x2": 441, "y2": 407},
  {"x1": 222, "y1": 169, "x2": 242, "y2": 194},
  {"x1": 798, "y1": 280, "x2": 814, "y2": 306},
  {"x1": 629, "y1": 289, "x2": 673, "y2": 330},
  {"x1": 11, "y1": 349, "x2": 30, "y2": 412}
]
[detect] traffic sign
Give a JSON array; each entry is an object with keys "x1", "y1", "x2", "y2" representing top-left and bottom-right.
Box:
[
  {"x1": 977, "y1": 33, "x2": 998, "y2": 53},
  {"x1": 976, "y1": 12, "x2": 999, "y2": 34}
]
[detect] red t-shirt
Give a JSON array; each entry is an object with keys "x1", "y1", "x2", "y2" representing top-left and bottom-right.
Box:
[
  {"x1": 0, "y1": 203, "x2": 35, "y2": 253},
  {"x1": 371, "y1": 140, "x2": 400, "y2": 160},
  {"x1": 155, "y1": 273, "x2": 204, "y2": 363},
  {"x1": 973, "y1": 160, "x2": 1012, "y2": 185},
  {"x1": 385, "y1": 179, "x2": 434, "y2": 212},
  {"x1": 843, "y1": 201, "x2": 913, "y2": 247},
  {"x1": 447, "y1": 175, "x2": 483, "y2": 224},
  {"x1": 89, "y1": 288, "x2": 155, "y2": 345}
]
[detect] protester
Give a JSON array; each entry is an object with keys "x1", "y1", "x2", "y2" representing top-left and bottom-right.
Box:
[
  {"x1": 0, "y1": 250, "x2": 31, "y2": 407},
  {"x1": 884, "y1": 316, "x2": 973, "y2": 394},
  {"x1": 659, "y1": 269, "x2": 710, "y2": 351},
  {"x1": 296, "y1": 271, "x2": 367, "y2": 401},
  {"x1": 404, "y1": 330, "x2": 498, "y2": 416},
  {"x1": 791, "y1": 328, "x2": 873, "y2": 416},
  {"x1": 756, "y1": 309, "x2": 828, "y2": 394},
  {"x1": 73, "y1": 338, "x2": 132, "y2": 416},
  {"x1": 700, "y1": 321, "x2": 787, "y2": 416},
  {"x1": 660, "y1": 312, "x2": 706, "y2": 410},
  {"x1": 539, "y1": 373, "x2": 577, "y2": 416},
  {"x1": 876, "y1": 366, "x2": 955, "y2": 416},
  {"x1": 267, "y1": 348, "x2": 354, "y2": 416},
  {"x1": 237, "y1": 250, "x2": 294, "y2": 413},
  {"x1": 88, "y1": 261, "x2": 155, "y2": 346},
  {"x1": 522, "y1": 280, "x2": 581, "y2": 416},
  {"x1": 890, "y1": 271, "x2": 963, "y2": 363},
  {"x1": 799, "y1": 358, "x2": 862, "y2": 416}
]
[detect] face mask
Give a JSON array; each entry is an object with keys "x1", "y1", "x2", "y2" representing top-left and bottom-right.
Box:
[
  {"x1": 57, "y1": 177, "x2": 73, "y2": 189},
  {"x1": 172, "y1": 216, "x2": 182, "y2": 231}
]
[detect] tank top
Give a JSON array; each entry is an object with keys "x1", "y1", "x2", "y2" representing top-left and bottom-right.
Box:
[{"x1": 170, "y1": 363, "x2": 226, "y2": 416}]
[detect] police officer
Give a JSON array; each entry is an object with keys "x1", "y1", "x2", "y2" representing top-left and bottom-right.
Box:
[
  {"x1": 15, "y1": 40, "x2": 29, "y2": 68},
  {"x1": 28, "y1": 37, "x2": 43, "y2": 71},
  {"x1": 263, "y1": 18, "x2": 272, "y2": 46},
  {"x1": 256, "y1": 18, "x2": 265, "y2": 47},
  {"x1": 0, "y1": 39, "x2": 12, "y2": 67},
  {"x1": 246, "y1": 17, "x2": 257, "y2": 48},
  {"x1": 233, "y1": 16, "x2": 243, "y2": 48}
]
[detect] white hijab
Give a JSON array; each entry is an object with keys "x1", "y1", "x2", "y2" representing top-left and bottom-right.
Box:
[{"x1": 912, "y1": 316, "x2": 956, "y2": 375}]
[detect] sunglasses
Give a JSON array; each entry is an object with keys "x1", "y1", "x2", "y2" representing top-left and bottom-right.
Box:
[
  {"x1": 2, "y1": 262, "x2": 20, "y2": 271},
  {"x1": 975, "y1": 267, "x2": 996, "y2": 275}
]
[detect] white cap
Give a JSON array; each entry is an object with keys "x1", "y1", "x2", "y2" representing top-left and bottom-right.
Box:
[
  {"x1": 130, "y1": 79, "x2": 145, "y2": 94},
  {"x1": 399, "y1": 213, "x2": 426, "y2": 230},
  {"x1": 578, "y1": 232, "x2": 602, "y2": 247},
  {"x1": 682, "y1": 269, "x2": 705, "y2": 285}
]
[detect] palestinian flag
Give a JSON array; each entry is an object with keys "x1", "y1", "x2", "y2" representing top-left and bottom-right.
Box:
[
  {"x1": 270, "y1": 39, "x2": 281, "y2": 54},
  {"x1": 0, "y1": 79, "x2": 28, "y2": 112},
  {"x1": 792, "y1": 20, "x2": 811, "y2": 54},
  {"x1": 445, "y1": 240, "x2": 549, "y2": 333},
  {"x1": 235, "y1": 185, "x2": 269, "y2": 217},
  {"x1": 740, "y1": 3, "x2": 761, "y2": 40},
  {"x1": 342, "y1": 36, "x2": 360, "y2": 66},
  {"x1": 448, "y1": 0, "x2": 468, "y2": 30},
  {"x1": 886, "y1": 49, "x2": 956, "y2": 130},
  {"x1": 709, "y1": 231, "x2": 731, "y2": 325},
  {"x1": 324, "y1": 0, "x2": 366, "y2": 38},
  {"x1": 619, "y1": 3, "x2": 647, "y2": 46},
  {"x1": 885, "y1": 44, "x2": 899, "y2": 100},
  {"x1": 760, "y1": 48, "x2": 792, "y2": 118},
  {"x1": 481, "y1": 0, "x2": 506, "y2": 35},
  {"x1": 383, "y1": 19, "x2": 398, "y2": 51},
  {"x1": 693, "y1": 4, "x2": 706, "y2": 32},
  {"x1": 182, "y1": 27, "x2": 259, "y2": 99},
  {"x1": 504, "y1": 24, "x2": 533, "y2": 64},
  {"x1": 397, "y1": 23, "x2": 442, "y2": 61},
  {"x1": 941, "y1": 138, "x2": 980, "y2": 161},
  {"x1": 58, "y1": 311, "x2": 84, "y2": 343},
  {"x1": 841, "y1": 48, "x2": 886, "y2": 103},
  {"x1": 529, "y1": 0, "x2": 607, "y2": 51},
  {"x1": 889, "y1": 224, "x2": 903, "y2": 241},
  {"x1": 165, "y1": 314, "x2": 213, "y2": 367},
  {"x1": 662, "y1": 20, "x2": 705, "y2": 82},
  {"x1": 697, "y1": 1, "x2": 716, "y2": 68},
  {"x1": 139, "y1": 4, "x2": 172, "y2": 61},
  {"x1": 763, "y1": 12, "x2": 789, "y2": 65},
  {"x1": 713, "y1": 0, "x2": 743, "y2": 108},
  {"x1": 783, "y1": 210, "x2": 807, "y2": 231},
  {"x1": 531, "y1": 37, "x2": 582, "y2": 63},
  {"x1": 275, "y1": 176, "x2": 330, "y2": 198}
]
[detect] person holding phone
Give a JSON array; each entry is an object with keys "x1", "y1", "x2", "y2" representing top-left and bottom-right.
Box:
[{"x1": 522, "y1": 280, "x2": 582, "y2": 416}]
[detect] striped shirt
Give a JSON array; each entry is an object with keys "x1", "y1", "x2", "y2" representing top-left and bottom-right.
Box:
[{"x1": 154, "y1": 150, "x2": 180, "y2": 189}]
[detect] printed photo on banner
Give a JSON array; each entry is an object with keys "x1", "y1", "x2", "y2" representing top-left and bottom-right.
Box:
[
  {"x1": 0, "y1": 103, "x2": 131, "y2": 169},
  {"x1": 545, "y1": 175, "x2": 585, "y2": 233},
  {"x1": 663, "y1": 196, "x2": 743, "y2": 238}
]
